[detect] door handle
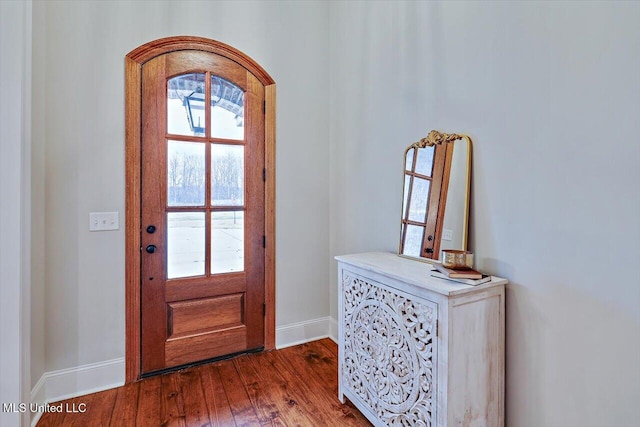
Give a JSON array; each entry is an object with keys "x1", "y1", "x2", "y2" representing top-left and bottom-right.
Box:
[{"x1": 145, "y1": 245, "x2": 157, "y2": 254}]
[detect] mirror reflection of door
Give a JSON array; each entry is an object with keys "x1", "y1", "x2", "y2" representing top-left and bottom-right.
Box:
[
  {"x1": 139, "y1": 49, "x2": 266, "y2": 375},
  {"x1": 400, "y1": 144, "x2": 452, "y2": 259}
]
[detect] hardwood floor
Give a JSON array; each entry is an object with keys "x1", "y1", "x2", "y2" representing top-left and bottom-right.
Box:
[{"x1": 37, "y1": 339, "x2": 371, "y2": 426}]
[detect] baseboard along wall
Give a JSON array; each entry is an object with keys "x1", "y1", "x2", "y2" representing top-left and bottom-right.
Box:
[
  {"x1": 30, "y1": 357, "x2": 125, "y2": 426},
  {"x1": 275, "y1": 316, "x2": 335, "y2": 349}
]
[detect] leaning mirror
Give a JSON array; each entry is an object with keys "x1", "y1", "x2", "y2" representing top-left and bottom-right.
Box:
[{"x1": 399, "y1": 130, "x2": 471, "y2": 262}]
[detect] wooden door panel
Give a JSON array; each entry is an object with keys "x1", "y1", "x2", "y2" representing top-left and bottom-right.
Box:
[
  {"x1": 166, "y1": 273, "x2": 246, "y2": 301},
  {"x1": 243, "y1": 73, "x2": 266, "y2": 349},
  {"x1": 140, "y1": 54, "x2": 169, "y2": 372},
  {"x1": 423, "y1": 144, "x2": 448, "y2": 255},
  {"x1": 140, "y1": 49, "x2": 265, "y2": 375},
  {"x1": 167, "y1": 294, "x2": 244, "y2": 337},
  {"x1": 433, "y1": 142, "x2": 455, "y2": 257},
  {"x1": 165, "y1": 51, "x2": 247, "y2": 91},
  {"x1": 165, "y1": 326, "x2": 247, "y2": 367}
]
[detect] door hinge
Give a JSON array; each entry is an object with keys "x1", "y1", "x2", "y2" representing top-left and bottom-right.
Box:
[
  {"x1": 436, "y1": 319, "x2": 439, "y2": 337},
  {"x1": 262, "y1": 235, "x2": 266, "y2": 248},
  {"x1": 263, "y1": 100, "x2": 266, "y2": 114},
  {"x1": 263, "y1": 168, "x2": 267, "y2": 182},
  {"x1": 263, "y1": 303, "x2": 267, "y2": 317}
]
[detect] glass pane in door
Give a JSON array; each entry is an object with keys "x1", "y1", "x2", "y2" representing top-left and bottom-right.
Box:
[
  {"x1": 408, "y1": 178, "x2": 430, "y2": 223},
  {"x1": 403, "y1": 225, "x2": 424, "y2": 258},
  {"x1": 167, "y1": 141, "x2": 206, "y2": 207},
  {"x1": 167, "y1": 212, "x2": 205, "y2": 279},
  {"x1": 415, "y1": 146, "x2": 435, "y2": 177},
  {"x1": 211, "y1": 211, "x2": 244, "y2": 274},
  {"x1": 211, "y1": 144, "x2": 244, "y2": 206},
  {"x1": 405, "y1": 148, "x2": 415, "y2": 171},
  {"x1": 211, "y1": 76, "x2": 244, "y2": 140},
  {"x1": 167, "y1": 74, "x2": 206, "y2": 136}
]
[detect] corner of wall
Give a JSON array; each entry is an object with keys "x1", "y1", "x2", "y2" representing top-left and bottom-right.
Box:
[
  {"x1": 275, "y1": 317, "x2": 333, "y2": 349},
  {"x1": 29, "y1": 358, "x2": 125, "y2": 426}
]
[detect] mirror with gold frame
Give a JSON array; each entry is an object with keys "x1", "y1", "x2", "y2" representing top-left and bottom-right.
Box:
[{"x1": 399, "y1": 130, "x2": 472, "y2": 262}]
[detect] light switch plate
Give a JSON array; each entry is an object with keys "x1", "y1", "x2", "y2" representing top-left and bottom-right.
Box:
[
  {"x1": 442, "y1": 228, "x2": 453, "y2": 241},
  {"x1": 89, "y1": 212, "x2": 119, "y2": 231}
]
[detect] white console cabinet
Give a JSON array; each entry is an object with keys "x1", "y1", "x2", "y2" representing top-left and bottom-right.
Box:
[{"x1": 336, "y1": 252, "x2": 506, "y2": 427}]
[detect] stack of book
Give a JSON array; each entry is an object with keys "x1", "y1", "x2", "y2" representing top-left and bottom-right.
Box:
[{"x1": 430, "y1": 263, "x2": 491, "y2": 286}]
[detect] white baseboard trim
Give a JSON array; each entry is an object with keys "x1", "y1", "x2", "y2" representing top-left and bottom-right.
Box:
[
  {"x1": 30, "y1": 358, "x2": 124, "y2": 427},
  {"x1": 329, "y1": 316, "x2": 338, "y2": 344},
  {"x1": 30, "y1": 375, "x2": 46, "y2": 427},
  {"x1": 30, "y1": 407, "x2": 42, "y2": 427},
  {"x1": 30, "y1": 375, "x2": 46, "y2": 408},
  {"x1": 275, "y1": 316, "x2": 332, "y2": 349}
]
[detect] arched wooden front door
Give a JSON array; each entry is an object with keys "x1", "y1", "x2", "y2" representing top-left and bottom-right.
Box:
[{"x1": 125, "y1": 37, "x2": 275, "y2": 380}]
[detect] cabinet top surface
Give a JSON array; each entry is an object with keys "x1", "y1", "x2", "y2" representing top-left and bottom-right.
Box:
[{"x1": 335, "y1": 252, "x2": 507, "y2": 296}]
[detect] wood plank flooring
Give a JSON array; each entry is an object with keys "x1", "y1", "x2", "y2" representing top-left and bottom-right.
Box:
[{"x1": 37, "y1": 339, "x2": 371, "y2": 427}]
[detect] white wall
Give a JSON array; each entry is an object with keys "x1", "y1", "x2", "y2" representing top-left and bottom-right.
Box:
[
  {"x1": 31, "y1": 0, "x2": 46, "y2": 397},
  {"x1": 329, "y1": 1, "x2": 639, "y2": 426},
  {"x1": 32, "y1": 0, "x2": 330, "y2": 373},
  {"x1": 1, "y1": 1, "x2": 32, "y2": 426}
]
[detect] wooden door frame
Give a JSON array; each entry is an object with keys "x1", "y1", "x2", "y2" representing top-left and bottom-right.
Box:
[{"x1": 125, "y1": 36, "x2": 276, "y2": 383}]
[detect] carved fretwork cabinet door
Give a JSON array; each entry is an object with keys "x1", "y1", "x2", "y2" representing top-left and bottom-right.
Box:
[
  {"x1": 337, "y1": 252, "x2": 507, "y2": 427},
  {"x1": 341, "y1": 272, "x2": 437, "y2": 425}
]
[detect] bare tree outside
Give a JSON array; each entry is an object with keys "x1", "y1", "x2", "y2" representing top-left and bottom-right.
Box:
[
  {"x1": 168, "y1": 151, "x2": 205, "y2": 206},
  {"x1": 212, "y1": 148, "x2": 244, "y2": 205},
  {"x1": 168, "y1": 146, "x2": 243, "y2": 207}
]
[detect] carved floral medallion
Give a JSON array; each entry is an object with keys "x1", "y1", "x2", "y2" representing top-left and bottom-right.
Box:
[{"x1": 342, "y1": 272, "x2": 436, "y2": 426}]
